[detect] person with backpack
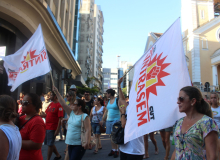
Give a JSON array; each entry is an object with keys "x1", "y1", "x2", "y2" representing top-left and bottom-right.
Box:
[
  {"x1": 117, "y1": 77, "x2": 144, "y2": 160},
  {"x1": 100, "y1": 88, "x2": 120, "y2": 158}
]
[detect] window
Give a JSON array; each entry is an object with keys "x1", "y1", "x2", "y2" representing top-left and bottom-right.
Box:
[
  {"x1": 111, "y1": 83, "x2": 117, "y2": 85},
  {"x1": 111, "y1": 78, "x2": 117, "y2": 80},
  {"x1": 104, "y1": 78, "x2": 110, "y2": 80},
  {"x1": 201, "y1": 10, "x2": 205, "y2": 20},
  {"x1": 104, "y1": 83, "x2": 108, "y2": 85},
  {"x1": 111, "y1": 73, "x2": 117, "y2": 75}
]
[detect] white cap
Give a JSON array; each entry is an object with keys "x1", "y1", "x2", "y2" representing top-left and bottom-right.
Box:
[{"x1": 70, "y1": 84, "x2": 77, "y2": 89}]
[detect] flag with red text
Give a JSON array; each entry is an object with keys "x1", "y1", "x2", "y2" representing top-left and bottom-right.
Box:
[
  {"x1": 2, "y1": 24, "x2": 50, "y2": 92},
  {"x1": 124, "y1": 18, "x2": 191, "y2": 143}
]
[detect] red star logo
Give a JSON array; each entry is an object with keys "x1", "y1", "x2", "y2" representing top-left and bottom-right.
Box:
[{"x1": 145, "y1": 53, "x2": 171, "y2": 99}]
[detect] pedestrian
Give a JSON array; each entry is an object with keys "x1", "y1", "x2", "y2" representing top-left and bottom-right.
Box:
[
  {"x1": 143, "y1": 133, "x2": 159, "y2": 159},
  {"x1": 159, "y1": 127, "x2": 172, "y2": 160},
  {"x1": 117, "y1": 77, "x2": 144, "y2": 160},
  {"x1": 126, "y1": 96, "x2": 129, "y2": 104},
  {"x1": 17, "y1": 91, "x2": 26, "y2": 116},
  {"x1": 62, "y1": 90, "x2": 76, "y2": 160},
  {"x1": 19, "y1": 93, "x2": 46, "y2": 160},
  {"x1": 210, "y1": 92, "x2": 220, "y2": 157},
  {"x1": 100, "y1": 88, "x2": 120, "y2": 158},
  {"x1": 0, "y1": 95, "x2": 22, "y2": 160},
  {"x1": 69, "y1": 84, "x2": 80, "y2": 99},
  {"x1": 171, "y1": 86, "x2": 219, "y2": 160},
  {"x1": 103, "y1": 96, "x2": 108, "y2": 107},
  {"x1": 40, "y1": 91, "x2": 63, "y2": 160},
  {"x1": 84, "y1": 91, "x2": 93, "y2": 114},
  {"x1": 53, "y1": 86, "x2": 91, "y2": 160},
  {"x1": 40, "y1": 92, "x2": 45, "y2": 102},
  {"x1": 90, "y1": 98, "x2": 106, "y2": 154},
  {"x1": 40, "y1": 92, "x2": 51, "y2": 116}
]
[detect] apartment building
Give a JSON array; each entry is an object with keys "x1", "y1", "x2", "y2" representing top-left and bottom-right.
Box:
[
  {"x1": 78, "y1": 0, "x2": 104, "y2": 92},
  {"x1": 0, "y1": 0, "x2": 82, "y2": 99}
]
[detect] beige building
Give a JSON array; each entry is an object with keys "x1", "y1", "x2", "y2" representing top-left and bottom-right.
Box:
[
  {"x1": 145, "y1": 0, "x2": 220, "y2": 92},
  {"x1": 0, "y1": 0, "x2": 82, "y2": 99}
]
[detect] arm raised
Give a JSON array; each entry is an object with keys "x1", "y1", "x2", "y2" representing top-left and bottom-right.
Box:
[{"x1": 53, "y1": 86, "x2": 72, "y2": 115}]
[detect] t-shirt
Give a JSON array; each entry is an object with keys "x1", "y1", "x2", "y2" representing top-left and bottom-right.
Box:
[
  {"x1": 65, "y1": 111, "x2": 88, "y2": 145},
  {"x1": 119, "y1": 111, "x2": 145, "y2": 155},
  {"x1": 0, "y1": 124, "x2": 22, "y2": 160},
  {"x1": 85, "y1": 99, "x2": 93, "y2": 114},
  {"x1": 42, "y1": 101, "x2": 51, "y2": 112},
  {"x1": 45, "y1": 102, "x2": 64, "y2": 130},
  {"x1": 19, "y1": 115, "x2": 46, "y2": 160},
  {"x1": 211, "y1": 106, "x2": 220, "y2": 128}
]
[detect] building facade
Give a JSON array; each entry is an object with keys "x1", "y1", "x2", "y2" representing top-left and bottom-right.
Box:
[
  {"x1": 102, "y1": 68, "x2": 124, "y2": 94},
  {"x1": 145, "y1": 0, "x2": 220, "y2": 92},
  {"x1": 0, "y1": 0, "x2": 82, "y2": 100},
  {"x1": 120, "y1": 61, "x2": 133, "y2": 95},
  {"x1": 78, "y1": 0, "x2": 104, "y2": 92},
  {"x1": 181, "y1": 0, "x2": 220, "y2": 91}
]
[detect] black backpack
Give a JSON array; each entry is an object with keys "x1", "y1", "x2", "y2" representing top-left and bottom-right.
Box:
[{"x1": 111, "y1": 121, "x2": 124, "y2": 145}]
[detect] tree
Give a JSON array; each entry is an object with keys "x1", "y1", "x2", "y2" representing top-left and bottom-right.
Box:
[
  {"x1": 122, "y1": 87, "x2": 127, "y2": 97},
  {"x1": 75, "y1": 77, "x2": 101, "y2": 96}
]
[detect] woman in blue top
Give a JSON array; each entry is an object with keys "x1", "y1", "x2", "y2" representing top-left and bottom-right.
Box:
[
  {"x1": 100, "y1": 88, "x2": 120, "y2": 158},
  {"x1": 53, "y1": 86, "x2": 91, "y2": 160}
]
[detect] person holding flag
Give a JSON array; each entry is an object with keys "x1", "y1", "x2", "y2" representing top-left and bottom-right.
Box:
[{"x1": 117, "y1": 77, "x2": 145, "y2": 160}]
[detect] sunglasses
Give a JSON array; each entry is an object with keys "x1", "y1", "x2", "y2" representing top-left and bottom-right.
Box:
[
  {"x1": 66, "y1": 95, "x2": 70, "y2": 98},
  {"x1": 177, "y1": 97, "x2": 185, "y2": 102},
  {"x1": 84, "y1": 94, "x2": 89, "y2": 96},
  {"x1": 22, "y1": 101, "x2": 32, "y2": 106}
]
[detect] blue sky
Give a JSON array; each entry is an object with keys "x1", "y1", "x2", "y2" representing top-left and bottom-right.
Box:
[{"x1": 95, "y1": 0, "x2": 181, "y2": 68}]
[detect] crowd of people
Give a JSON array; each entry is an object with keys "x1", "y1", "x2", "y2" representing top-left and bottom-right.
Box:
[{"x1": 1, "y1": 78, "x2": 220, "y2": 160}]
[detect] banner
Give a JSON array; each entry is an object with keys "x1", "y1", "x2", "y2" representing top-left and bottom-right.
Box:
[
  {"x1": 124, "y1": 18, "x2": 191, "y2": 143},
  {"x1": 2, "y1": 24, "x2": 51, "y2": 92}
]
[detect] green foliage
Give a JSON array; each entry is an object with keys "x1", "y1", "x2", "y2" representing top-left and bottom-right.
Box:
[
  {"x1": 76, "y1": 85, "x2": 99, "y2": 95},
  {"x1": 122, "y1": 87, "x2": 127, "y2": 97},
  {"x1": 85, "y1": 77, "x2": 95, "y2": 86}
]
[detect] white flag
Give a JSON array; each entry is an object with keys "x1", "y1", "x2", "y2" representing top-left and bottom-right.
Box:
[
  {"x1": 2, "y1": 24, "x2": 51, "y2": 92},
  {"x1": 124, "y1": 18, "x2": 191, "y2": 143}
]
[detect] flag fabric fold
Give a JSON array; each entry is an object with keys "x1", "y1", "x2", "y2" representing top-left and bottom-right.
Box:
[
  {"x1": 2, "y1": 24, "x2": 51, "y2": 92},
  {"x1": 124, "y1": 18, "x2": 191, "y2": 143}
]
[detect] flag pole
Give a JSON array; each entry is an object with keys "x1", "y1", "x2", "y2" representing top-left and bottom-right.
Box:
[
  {"x1": 122, "y1": 65, "x2": 135, "y2": 79},
  {"x1": 50, "y1": 70, "x2": 55, "y2": 86}
]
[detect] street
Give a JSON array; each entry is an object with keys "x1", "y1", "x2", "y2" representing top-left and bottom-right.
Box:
[{"x1": 42, "y1": 134, "x2": 175, "y2": 160}]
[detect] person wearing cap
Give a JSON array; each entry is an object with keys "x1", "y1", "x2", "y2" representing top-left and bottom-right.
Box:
[{"x1": 69, "y1": 85, "x2": 80, "y2": 99}]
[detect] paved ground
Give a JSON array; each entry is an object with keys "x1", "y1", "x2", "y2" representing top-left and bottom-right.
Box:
[{"x1": 42, "y1": 133, "x2": 175, "y2": 160}]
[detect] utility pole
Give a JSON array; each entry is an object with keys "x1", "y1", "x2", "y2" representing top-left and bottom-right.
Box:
[{"x1": 117, "y1": 55, "x2": 121, "y2": 69}]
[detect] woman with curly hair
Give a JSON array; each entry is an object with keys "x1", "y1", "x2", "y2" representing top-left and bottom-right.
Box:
[
  {"x1": 0, "y1": 95, "x2": 22, "y2": 160},
  {"x1": 19, "y1": 93, "x2": 46, "y2": 160}
]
